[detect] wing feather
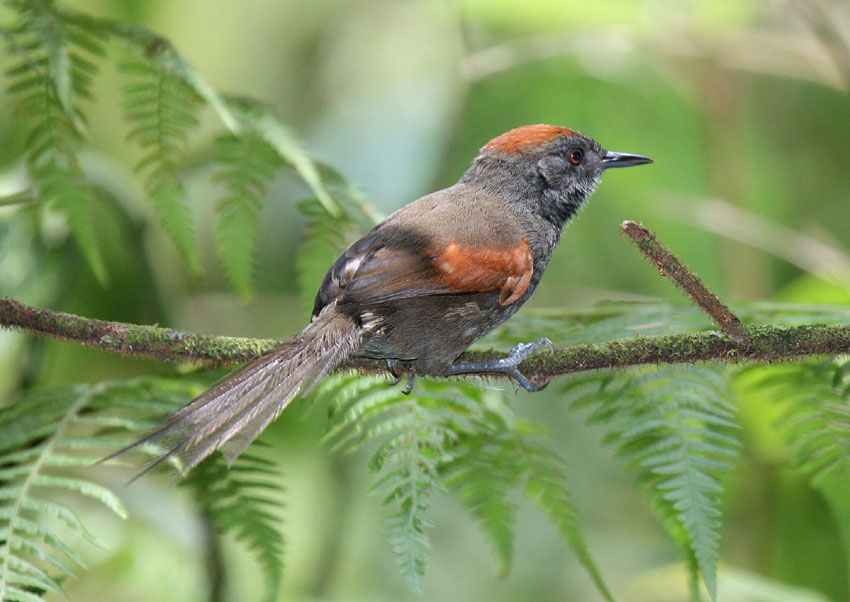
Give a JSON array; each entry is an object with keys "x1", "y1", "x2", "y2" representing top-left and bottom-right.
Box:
[{"x1": 312, "y1": 192, "x2": 535, "y2": 316}]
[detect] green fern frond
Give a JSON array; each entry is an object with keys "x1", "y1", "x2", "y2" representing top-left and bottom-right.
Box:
[
  {"x1": 210, "y1": 133, "x2": 283, "y2": 298},
  {"x1": 0, "y1": 384, "x2": 121, "y2": 602},
  {"x1": 746, "y1": 360, "x2": 850, "y2": 580},
  {"x1": 183, "y1": 452, "x2": 285, "y2": 602},
  {"x1": 231, "y1": 100, "x2": 340, "y2": 217},
  {"x1": 121, "y1": 59, "x2": 201, "y2": 271},
  {"x1": 104, "y1": 24, "x2": 335, "y2": 214},
  {"x1": 443, "y1": 410, "x2": 612, "y2": 596},
  {"x1": 211, "y1": 98, "x2": 372, "y2": 300},
  {"x1": 319, "y1": 374, "x2": 475, "y2": 592},
  {"x1": 31, "y1": 162, "x2": 106, "y2": 283},
  {"x1": 317, "y1": 372, "x2": 612, "y2": 597},
  {"x1": 103, "y1": 15, "x2": 338, "y2": 216},
  {"x1": 96, "y1": 376, "x2": 288, "y2": 600},
  {"x1": 103, "y1": 21, "x2": 239, "y2": 132},
  {"x1": 5, "y1": 0, "x2": 105, "y2": 132},
  {"x1": 441, "y1": 400, "x2": 613, "y2": 599},
  {"x1": 442, "y1": 433, "x2": 519, "y2": 577},
  {"x1": 519, "y1": 437, "x2": 616, "y2": 602},
  {"x1": 4, "y1": 0, "x2": 108, "y2": 284},
  {"x1": 563, "y1": 366, "x2": 740, "y2": 601},
  {"x1": 372, "y1": 427, "x2": 437, "y2": 594},
  {"x1": 0, "y1": 375, "x2": 288, "y2": 602},
  {"x1": 11, "y1": 5, "x2": 376, "y2": 287},
  {"x1": 319, "y1": 374, "x2": 451, "y2": 592}
]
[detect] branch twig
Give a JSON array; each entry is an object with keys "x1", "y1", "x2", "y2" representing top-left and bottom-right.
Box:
[
  {"x1": 3, "y1": 297, "x2": 850, "y2": 385},
  {"x1": 0, "y1": 297, "x2": 274, "y2": 364},
  {"x1": 621, "y1": 220, "x2": 752, "y2": 345},
  {"x1": 2, "y1": 222, "x2": 849, "y2": 385}
]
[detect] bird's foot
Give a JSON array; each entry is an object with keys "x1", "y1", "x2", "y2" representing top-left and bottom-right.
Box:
[
  {"x1": 386, "y1": 359, "x2": 416, "y2": 395},
  {"x1": 446, "y1": 337, "x2": 554, "y2": 392}
]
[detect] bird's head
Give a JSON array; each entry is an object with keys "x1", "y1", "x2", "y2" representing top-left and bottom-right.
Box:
[{"x1": 463, "y1": 124, "x2": 652, "y2": 229}]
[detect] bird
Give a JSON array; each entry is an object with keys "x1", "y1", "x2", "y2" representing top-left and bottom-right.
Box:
[{"x1": 118, "y1": 124, "x2": 652, "y2": 476}]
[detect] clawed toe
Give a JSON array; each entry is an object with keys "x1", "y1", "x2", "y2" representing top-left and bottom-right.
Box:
[
  {"x1": 386, "y1": 359, "x2": 416, "y2": 394},
  {"x1": 386, "y1": 359, "x2": 402, "y2": 386},
  {"x1": 445, "y1": 337, "x2": 554, "y2": 392},
  {"x1": 402, "y1": 373, "x2": 416, "y2": 395},
  {"x1": 506, "y1": 337, "x2": 554, "y2": 367},
  {"x1": 508, "y1": 368, "x2": 539, "y2": 392}
]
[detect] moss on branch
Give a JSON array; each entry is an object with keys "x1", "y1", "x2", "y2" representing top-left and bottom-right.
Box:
[
  {"x1": 3, "y1": 221, "x2": 847, "y2": 388},
  {"x1": 3, "y1": 297, "x2": 850, "y2": 389}
]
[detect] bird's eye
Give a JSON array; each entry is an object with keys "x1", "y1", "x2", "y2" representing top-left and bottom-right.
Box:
[{"x1": 568, "y1": 149, "x2": 583, "y2": 165}]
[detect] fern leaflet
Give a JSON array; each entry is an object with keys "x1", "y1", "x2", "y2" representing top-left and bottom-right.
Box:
[
  {"x1": 519, "y1": 436, "x2": 616, "y2": 601},
  {"x1": 236, "y1": 104, "x2": 341, "y2": 217},
  {"x1": 106, "y1": 17, "x2": 338, "y2": 215},
  {"x1": 317, "y1": 372, "x2": 612, "y2": 598},
  {"x1": 0, "y1": 384, "x2": 123, "y2": 602},
  {"x1": 745, "y1": 360, "x2": 850, "y2": 580},
  {"x1": 0, "y1": 376, "x2": 287, "y2": 602},
  {"x1": 442, "y1": 432, "x2": 518, "y2": 577},
  {"x1": 182, "y1": 451, "x2": 285, "y2": 602},
  {"x1": 211, "y1": 133, "x2": 283, "y2": 298},
  {"x1": 321, "y1": 374, "x2": 449, "y2": 592},
  {"x1": 4, "y1": 0, "x2": 107, "y2": 283},
  {"x1": 563, "y1": 366, "x2": 740, "y2": 601},
  {"x1": 121, "y1": 58, "x2": 201, "y2": 271}
]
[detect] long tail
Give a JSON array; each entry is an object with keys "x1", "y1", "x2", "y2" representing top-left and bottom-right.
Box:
[{"x1": 115, "y1": 303, "x2": 364, "y2": 477}]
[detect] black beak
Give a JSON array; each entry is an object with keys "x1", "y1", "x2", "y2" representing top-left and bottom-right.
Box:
[{"x1": 602, "y1": 150, "x2": 653, "y2": 170}]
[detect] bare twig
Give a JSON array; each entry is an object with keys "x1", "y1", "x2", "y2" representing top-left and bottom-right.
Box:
[{"x1": 621, "y1": 220, "x2": 752, "y2": 345}]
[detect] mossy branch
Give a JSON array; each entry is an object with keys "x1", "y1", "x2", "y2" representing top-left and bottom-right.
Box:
[
  {"x1": 0, "y1": 297, "x2": 274, "y2": 365},
  {"x1": 2, "y1": 222, "x2": 849, "y2": 386}
]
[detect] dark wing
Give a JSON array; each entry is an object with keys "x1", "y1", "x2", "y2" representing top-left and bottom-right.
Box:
[{"x1": 312, "y1": 222, "x2": 533, "y2": 318}]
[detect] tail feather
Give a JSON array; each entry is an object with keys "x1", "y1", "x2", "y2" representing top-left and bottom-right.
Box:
[
  {"x1": 217, "y1": 325, "x2": 359, "y2": 463},
  {"x1": 111, "y1": 303, "x2": 364, "y2": 477}
]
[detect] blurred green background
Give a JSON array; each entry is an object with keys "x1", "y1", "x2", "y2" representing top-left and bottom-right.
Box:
[{"x1": 2, "y1": 0, "x2": 850, "y2": 600}]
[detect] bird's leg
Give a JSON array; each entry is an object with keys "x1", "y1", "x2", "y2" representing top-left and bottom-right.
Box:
[{"x1": 445, "y1": 337, "x2": 554, "y2": 392}]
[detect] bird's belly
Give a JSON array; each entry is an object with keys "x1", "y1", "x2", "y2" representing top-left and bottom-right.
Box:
[{"x1": 357, "y1": 292, "x2": 523, "y2": 374}]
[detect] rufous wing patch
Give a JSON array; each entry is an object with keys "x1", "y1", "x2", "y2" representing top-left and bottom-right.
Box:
[
  {"x1": 485, "y1": 124, "x2": 577, "y2": 154},
  {"x1": 500, "y1": 269, "x2": 533, "y2": 305},
  {"x1": 431, "y1": 239, "x2": 533, "y2": 306}
]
